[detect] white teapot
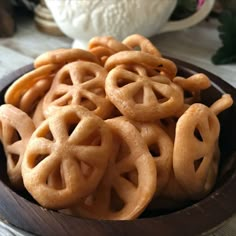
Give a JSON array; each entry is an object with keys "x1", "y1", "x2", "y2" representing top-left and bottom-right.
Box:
[{"x1": 45, "y1": 0, "x2": 215, "y2": 49}]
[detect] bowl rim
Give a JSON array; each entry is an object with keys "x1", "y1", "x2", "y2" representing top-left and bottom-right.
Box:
[{"x1": 0, "y1": 59, "x2": 236, "y2": 236}]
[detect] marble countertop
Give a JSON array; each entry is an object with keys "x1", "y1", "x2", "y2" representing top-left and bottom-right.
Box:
[{"x1": 0, "y1": 14, "x2": 235, "y2": 236}]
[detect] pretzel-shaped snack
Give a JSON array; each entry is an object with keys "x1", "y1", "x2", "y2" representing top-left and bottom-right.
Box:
[
  {"x1": 122, "y1": 34, "x2": 162, "y2": 57},
  {"x1": 173, "y1": 103, "x2": 220, "y2": 199},
  {"x1": 131, "y1": 121, "x2": 173, "y2": 194},
  {"x1": 34, "y1": 48, "x2": 100, "y2": 68},
  {"x1": 43, "y1": 61, "x2": 114, "y2": 119},
  {"x1": 22, "y1": 105, "x2": 114, "y2": 209},
  {"x1": 65, "y1": 117, "x2": 157, "y2": 220},
  {"x1": 104, "y1": 51, "x2": 177, "y2": 79},
  {"x1": 0, "y1": 104, "x2": 35, "y2": 189},
  {"x1": 105, "y1": 64, "x2": 184, "y2": 121},
  {"x1": 5, "y1": 64, "x2": 58, "y2": 115}
]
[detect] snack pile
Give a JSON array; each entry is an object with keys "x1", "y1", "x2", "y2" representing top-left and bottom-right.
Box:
[{"x1": 0, "y1": 34, "x2": 233, "y2": 220}]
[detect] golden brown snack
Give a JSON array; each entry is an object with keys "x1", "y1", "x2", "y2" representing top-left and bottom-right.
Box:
[
  {"x1": 105, "y1": 64, "x2": 184, "y2": 121},
  {"x1": 0, "y1": 104, "x2": 35, "y2": 189},
  {"x1": 4, "y1": 64, "x2": 57, "y2": 116},
  {"x1": 88, "y1": 36, "x2": 129, "y2": 52},
  {"x1": 122, "y1": 34, "x2": 162, "y2": 57},
  {"x1": 173, "y1": 103, "x2": 220, "y2": 200},
  {"x1": 104, "y1": 51, "x2": 177, "y2": 79},
  {"x1": 22, "y1": 105, "x2": 114, "y2": 209},
  {"x1": 32, "y1": 98, "x2": 45, "y2": 128},
  {"x1": 148, "y1": 169, "x2": 190, "y2": 211},
  {"x1": 173, "y1": 73, "x2": 211, "y2": 92},
  {"x1": 64, "y1": 117, "x2": 157, "y2": 220},
  {"x1": 210, "y1": 94, "x2": 233, "y2": 115},
  {"x1": 173, "y1": 73, "x2": 211, "y2": 105},
  {"x1": 34, "y1": 48, "x2": 100, "y2": 68},
  {"x1": 43, "y1": 61, "x2": 114, "y2": 119},
  {"x1": 89, "y1": 46, "x2": 115, "y2": 65},
  {"x1": 131, "y1": 121, "x2": 173, "y2": 194}
]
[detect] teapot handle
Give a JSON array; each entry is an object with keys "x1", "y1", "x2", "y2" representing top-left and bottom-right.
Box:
[{"x1": 159, "y1": 0, "x2": 215, "y2": 33}]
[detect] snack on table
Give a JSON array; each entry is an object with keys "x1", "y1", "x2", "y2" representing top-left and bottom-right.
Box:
[
  {"x1": 64, "y1": 116, "x2": 157, "y2": 220},
  {"x1": 105, "y1": 64, "x2": 184, "y2": 121},
  {"x1": 131, "y1": 121, "x2": 173, "y2": 195},
  {"x1": 122, "y1": 34, "x2": 162, "y2": 57},
  {"x1": 34, "y1": 48, "x2": 100, "y2": 68},
  {"x1": 104, "y1": 51, "x2": 178, "y2": 79},
  {"x1": 22, "y1": 105, "x2": 114, "y2": 209},
  {"x1": 0, "y1": 33, "x2": 234, "y2": 220},
  {"x1": 0, "y1": 104, "x2": 35, "y2": 189},
  {"x1": 43, "y1": 61, "x2": 114, "y2": 119},
  {"x1": 4, "y1": 64, "x2": 58, "y2": 116},
  {"x1": 173, "y1": 103, "x2": 220, "y2": 199}
]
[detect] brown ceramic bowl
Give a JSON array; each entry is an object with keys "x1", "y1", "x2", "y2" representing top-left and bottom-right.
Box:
[{"x1": 0, "y1": 59, "x2": 235, "y2": 236}]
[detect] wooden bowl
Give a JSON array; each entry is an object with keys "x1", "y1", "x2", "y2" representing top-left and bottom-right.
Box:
[{"x1": 0, "y1": 59, "x2": 235, "y2": 236}]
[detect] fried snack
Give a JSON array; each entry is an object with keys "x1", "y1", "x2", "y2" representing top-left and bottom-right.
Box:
[
  {"x1": 88, "y1": 36, "x2": 129, "y2": 52},
  {"x1": 122, "y1": 34, "x2": 162, "y2": 57},
  {"x1": 173, "y1": 73, "x2": 211, "y2": 105},
  {"x1": 173, "y1": 73, "x2": 211, "y2": 91},
  {"x1": 0, "y1": 104, "x2": 35, "y2": 189},
  {"x1": 22, "y1": 105, "x2": 114, "y2": 209},
  {"x1": 34, "y1": 48, "x2": 100, "y2": 68},
  {"x1": 105, "y1": 64, "x2": 184, "y2": 121},
  {"x1": 131, "y1": 121, "x2": 173, "y2": 194},
  {"x1": 159, "y1": 118, "x2": 177, "y2": 141},
  {"x1": 89, "y1": 46, "x2": 115, "y2": 65},
  {"x1": 173, "y1": 103, "x2": 220, "y2": 200},
  {"x1": 4, "y1": 64, "x2": 57, "y2": 116},
  {"x1": 43, "y1": 61, "x2": 113, "y2": 119},
  {"x1": 148, "y1": 170, "x2": 190, "y2": 211},
  {"x1": 32, "y1": 98, "x2": 45, "y2": 127},
  {"x1": 210, "y1": 94, "x2": 233, "y2": 115},
  {"x1": 104, "y1": 51, "x2": 177, "y2": 79},
  {"x1": 65, "y1": 117, "x2": 157, "y2": 220}
]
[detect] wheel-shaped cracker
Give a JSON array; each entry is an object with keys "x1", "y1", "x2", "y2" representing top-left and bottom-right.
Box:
[
  {"x1": 173, "y1": 103, "x2": 220, "y2": 199},
  {"x1": 65, "y1": 117, "x2": 157, "y2": 220},
  {"x1": 22, "y1": 105, "x2": 114, "y2": 209},
  {"x1": 0, "y1": 104, "x2": 35, "y2": 189},
  {"x1": 105, "y1": 64, "x2": 184, "y2": 121},
  {"x1": 131, "y1": 121, "x2": 173, "y2": 194},
  {"x1": 122, "y1": 34, "x2": 161, "y2": 57},
  {"x1": 5, "y1": 64, "x2": 57, "y2": 115},
  {"x1": 34, "y1": 48, "x2": 100, "y2": 68},
  {"x1": 104, "y1": 51, "x2": 177, "y2": 79},
  {"x1": 43, "y1": 61, "x2": 113, "y2": 119}
]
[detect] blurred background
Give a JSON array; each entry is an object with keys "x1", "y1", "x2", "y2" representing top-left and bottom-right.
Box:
[{"x1": 0, "y1": 0, "x2": 235, "y2": 79}]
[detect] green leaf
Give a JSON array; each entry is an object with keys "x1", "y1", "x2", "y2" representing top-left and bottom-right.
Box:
[{"x1": 212, "y1": 10, "x2": 236, "y2": 65}]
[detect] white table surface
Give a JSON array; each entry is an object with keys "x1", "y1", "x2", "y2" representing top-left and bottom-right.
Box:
[{"x1": 0, "y1": 14, "x2": 235, "y2": 236}]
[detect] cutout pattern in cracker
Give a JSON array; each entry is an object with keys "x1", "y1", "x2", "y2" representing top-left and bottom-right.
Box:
[
  {"x1": 43, "y1": 61, "x2": 114, "y2": 119},
  {"x1": 22, "y1": 105, "x2": 113, "y2": 209},
  {"x1": 0, "y1": 104, "x2": 35, "y2": 189},
  {"x1": 105, "y1": 64, "x2": 184, "y2": 121}
]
